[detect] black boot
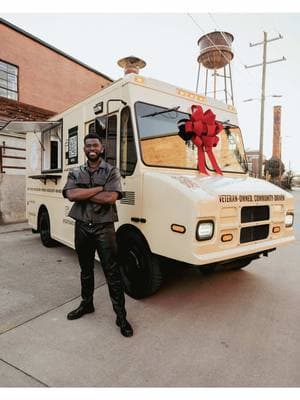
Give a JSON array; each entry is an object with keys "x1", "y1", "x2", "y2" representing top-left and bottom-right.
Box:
[
  {"x1": 67, "y1": 301, "x2": 95, "y2": 320},
  {"x1": 116, "y1": 316, "x2": 133, "y2": 337}
]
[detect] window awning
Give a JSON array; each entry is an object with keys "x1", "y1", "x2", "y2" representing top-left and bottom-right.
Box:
[{"x1": 0, "y1": 121, "x2": 61, "y2": 135}]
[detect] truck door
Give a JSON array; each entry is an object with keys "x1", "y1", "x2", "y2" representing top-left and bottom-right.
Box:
[{"x1": 118, "y1": 105, "x2": 142, "y2": 226}]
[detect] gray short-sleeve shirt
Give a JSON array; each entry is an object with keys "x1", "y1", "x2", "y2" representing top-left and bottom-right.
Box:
[{"x1": 62, "y1": 159, "x2": 122, "y2": 223}]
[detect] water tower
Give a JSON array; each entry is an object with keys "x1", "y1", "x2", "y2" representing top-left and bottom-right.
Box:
[{"x1": 196, "y1": 31, "x2": 234, "y2": 105}]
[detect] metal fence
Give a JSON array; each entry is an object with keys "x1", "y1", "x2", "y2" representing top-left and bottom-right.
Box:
[{"x1": 0, "y1": 145, "x2": 26, "y2": 173}]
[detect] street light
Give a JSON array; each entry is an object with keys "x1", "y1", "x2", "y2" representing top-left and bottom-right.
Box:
[{"x1": 243, "y1": 95, "x2": 282, "y2": 102}]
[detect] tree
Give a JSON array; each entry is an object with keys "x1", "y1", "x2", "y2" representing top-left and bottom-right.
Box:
[
  {"x1": 264, "y1": 157, "x2": 285, "y2": 179},
  {"x1": 281, "y1": 170, "x2": 295, "y2": 190}
]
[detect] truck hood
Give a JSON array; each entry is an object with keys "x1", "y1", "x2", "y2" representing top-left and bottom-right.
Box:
[{"x1": 144, "y1": 171, "x2": 293, "y2": 202}]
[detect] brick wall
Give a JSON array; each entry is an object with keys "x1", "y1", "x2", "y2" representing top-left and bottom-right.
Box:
[
  {"x1": 0, "y1": 22, "x2": 111, "y2": 113},
  {"x1": 272, "y1": 106, "x2": 281, "y2": 160}
]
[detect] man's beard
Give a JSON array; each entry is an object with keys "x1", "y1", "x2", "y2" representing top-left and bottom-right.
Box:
[{"x1": 86, "y1": 152, "x2": 101, "y2": 162}]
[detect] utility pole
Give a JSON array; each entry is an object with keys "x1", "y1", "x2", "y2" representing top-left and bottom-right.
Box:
[{"x1": 245, "y1": 32, "x2": 286, "y2": 179}]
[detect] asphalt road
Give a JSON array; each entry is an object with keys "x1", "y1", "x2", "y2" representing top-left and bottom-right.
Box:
[{"x1": 0, "y1": 191, "x2": 299, "y2": 387}]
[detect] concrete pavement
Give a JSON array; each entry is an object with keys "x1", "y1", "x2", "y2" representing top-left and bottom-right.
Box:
[
  {"x1": 0, "y1": 250, "x2": 299, "y2": 387},
  {"x1": 0, "y1": 221, "x2": 30, "y2": 234},
  {"x1": 0, "y1": 192, "x2": 299, "y2": 387}
]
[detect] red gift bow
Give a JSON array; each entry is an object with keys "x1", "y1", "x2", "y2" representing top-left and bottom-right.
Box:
[{"x1": 185, "y1": 105, "x2": 223, "y2": 175}]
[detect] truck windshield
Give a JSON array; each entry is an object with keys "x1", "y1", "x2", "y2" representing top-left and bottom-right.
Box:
[{"x1": 135, "y1": 102, "x2": 248, "y2": 173}]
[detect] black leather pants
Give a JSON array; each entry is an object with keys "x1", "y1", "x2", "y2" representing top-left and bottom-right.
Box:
[{"x1": 74, "y1": 221, "x2": 126, "y2": 319}]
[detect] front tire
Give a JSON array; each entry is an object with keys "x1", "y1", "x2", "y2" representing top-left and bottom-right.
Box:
[
  {"x1": 39, "y1": 210, "x2": 58, "y2": 247},
  {"x1": 117, "y1": 228, "x2": 164, "y2": 299}
]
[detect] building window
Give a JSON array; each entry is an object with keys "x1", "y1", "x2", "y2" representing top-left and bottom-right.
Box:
[{"x1": 0, "y1": 60, "x2": 18, "y2": 100}]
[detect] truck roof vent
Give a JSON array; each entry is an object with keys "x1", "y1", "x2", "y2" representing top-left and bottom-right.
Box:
[{"x1": 117, "y1": 56, "x2": 146, "y2": 75}]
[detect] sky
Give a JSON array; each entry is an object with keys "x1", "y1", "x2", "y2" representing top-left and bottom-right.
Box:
[{"x1": 2, "y1": 9, "x2": 300, "y2": 173}]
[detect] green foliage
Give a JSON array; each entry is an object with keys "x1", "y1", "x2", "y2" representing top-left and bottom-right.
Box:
[{"x1": 264, "y1": 157, "x2": 285, "y2": 178}]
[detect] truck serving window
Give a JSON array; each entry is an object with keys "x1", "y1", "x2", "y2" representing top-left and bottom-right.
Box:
[
  {"x1": 42, "y1": 123, "x2": 62, "y2": 172},
  {"x1": 135, "y1": 102, "x2": 247, "y2": 173}
]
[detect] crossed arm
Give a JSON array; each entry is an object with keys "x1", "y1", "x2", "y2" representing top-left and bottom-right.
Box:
[{"x1": 65, "y1": 187, "x2": 118, "y2": 205}]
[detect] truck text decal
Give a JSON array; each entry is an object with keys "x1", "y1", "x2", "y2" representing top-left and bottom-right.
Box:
[{"x1": 219, "y1": 194, "x2": 285, "y2": 203}]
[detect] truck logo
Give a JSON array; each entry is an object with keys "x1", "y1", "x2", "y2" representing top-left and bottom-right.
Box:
[{"x1": 171, "y1": 175, "x2": 201, "y2": 189}]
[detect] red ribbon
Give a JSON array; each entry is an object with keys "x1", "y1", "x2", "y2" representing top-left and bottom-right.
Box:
[{"x1": 185, "y1": 105, "x2": 223, "y2": 175}]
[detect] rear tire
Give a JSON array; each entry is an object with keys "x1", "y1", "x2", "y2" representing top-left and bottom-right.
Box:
[
  {"x1": 39, "y1": 210, "x2": 58, "y2": 247},
  {"x1": 117, "y1": 228, "x2": 164, "y2": 299}
]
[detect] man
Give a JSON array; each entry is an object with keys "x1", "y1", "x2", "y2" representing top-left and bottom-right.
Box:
[{"x1": 62, "y1": 133, "x2": 133, "y2": 337}]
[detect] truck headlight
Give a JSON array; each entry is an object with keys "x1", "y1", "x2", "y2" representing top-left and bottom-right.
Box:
[
  {"x1": 285, "y1": 212, "x2": 294, "y2": 227},
  {"x1": 196, "y1": 220, "x2": 214, "y2": 241}
]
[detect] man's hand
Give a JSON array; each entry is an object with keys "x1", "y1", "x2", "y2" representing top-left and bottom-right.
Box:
[
  {"x1": 90, "y1": 191, "x2": 119, "y2": 205},
  {"x1": 65, "y1": 186, "x2": 103, "y2": 202}
]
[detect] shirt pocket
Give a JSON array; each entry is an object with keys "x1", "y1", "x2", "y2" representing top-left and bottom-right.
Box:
[
  {"x1": 75, "y1": 175, "x2": 91, "y2": 188},
  {"x1": 93, "y1": 173, "x2": 107, "y2": 187}
]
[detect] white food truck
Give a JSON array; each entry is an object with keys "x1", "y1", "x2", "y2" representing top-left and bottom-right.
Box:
[{"x1": 1, "y1": 71, "x2": 295, "y2": 299}]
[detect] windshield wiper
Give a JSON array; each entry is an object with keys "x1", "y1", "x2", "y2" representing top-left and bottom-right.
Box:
[
  {"x1": 141, "y1": 106, "x2": 180, "y2": 118},
  {"x1": 221, "y1": 120, "x2": 239, "y2": 129}
]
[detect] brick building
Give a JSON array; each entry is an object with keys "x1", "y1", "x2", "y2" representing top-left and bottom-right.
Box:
[
  {"x1": 246, "y1": 150, "x2": 267, "y2": 178},
  {"x1": 0, "y1": 17, "x2": 113, "y2": 223}
]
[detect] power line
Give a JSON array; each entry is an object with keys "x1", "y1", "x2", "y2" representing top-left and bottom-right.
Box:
[
  {"x1": 186, "y1": 13, "x2": 233, "y2": 67},
  {"x1": 207, "y1": 12, "x2": 264, "y2": 97},
  {"x1": 207, "y1": 13, "x2": 258, "y2": 81}
]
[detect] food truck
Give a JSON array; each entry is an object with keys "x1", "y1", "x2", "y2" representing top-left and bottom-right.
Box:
[{"x1": 1, "y1": 70, "x2": 295, "y2": 299}]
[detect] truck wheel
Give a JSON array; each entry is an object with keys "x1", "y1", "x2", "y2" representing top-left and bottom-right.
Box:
[
  {"x1": 117, "y1": 229, "x2": 164, "y2": 299},
  {"x1": 39, "y1": 210, "x2": 58, "y2": 248}
]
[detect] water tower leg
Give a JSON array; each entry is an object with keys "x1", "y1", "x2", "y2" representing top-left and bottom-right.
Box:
[
  {"x1": 213, "y1": 69, "x2": 217, "y2": 99},
  {"x1": 196, "y1": 63, "x2": 201, "y2": 93},
  {"x1": 229, "y1": 63, "x2": 234, "y2": 105},
  {"x1": 205, "y1": 68, "x2": 208, "y2": 96},
  {"x1": 224, "y1": 65, "x2": 228, "y2": 103}
]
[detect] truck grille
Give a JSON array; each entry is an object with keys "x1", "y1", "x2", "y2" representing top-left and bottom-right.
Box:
[
  {"x1": 240, "y1": 224, "x2": 269, "y2": 243},
  {"x1": 241, "y1": 206, "x2": 269, "y2": 223}
]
